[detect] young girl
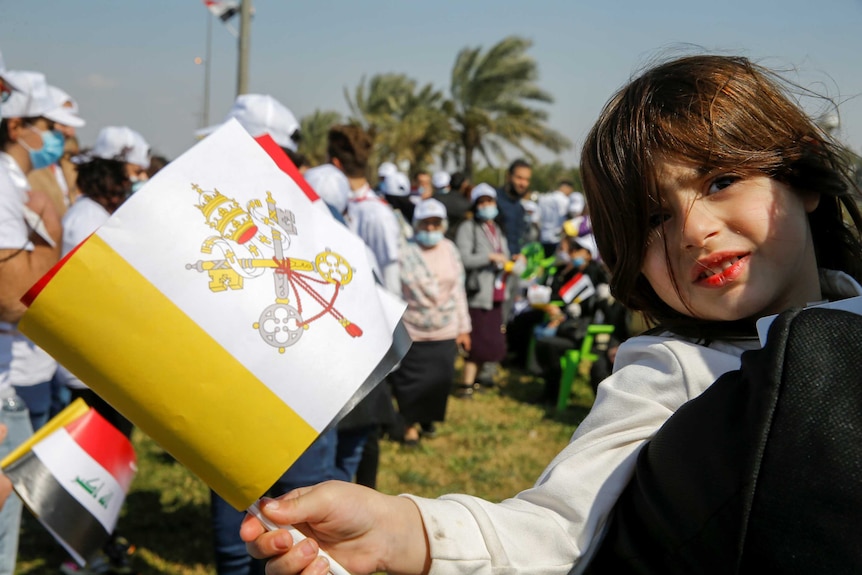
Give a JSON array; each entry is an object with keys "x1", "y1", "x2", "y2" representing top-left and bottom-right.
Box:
[{"x1": 240, "y1": 54, "x2": 862, "y2": 575}]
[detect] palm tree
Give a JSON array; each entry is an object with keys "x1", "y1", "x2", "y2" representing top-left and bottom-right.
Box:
[
  {"x1": 345, "y1": 74, "x2": 452, "y2": 174},
  {"x1": 445, "y1": 36, "x2": 571, "y2": 176},
  {"x1": 298, "y1": 109, "x2": 342, "y2": 166}
]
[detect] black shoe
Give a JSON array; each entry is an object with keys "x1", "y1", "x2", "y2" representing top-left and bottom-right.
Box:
[{"x1": 421, "y1": 422, "x2": 437, "y2": 439}]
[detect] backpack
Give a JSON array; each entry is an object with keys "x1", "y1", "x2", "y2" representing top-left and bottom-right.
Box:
[{"x1": 586, "y1": 307, "x2": 862, "y2": 574}]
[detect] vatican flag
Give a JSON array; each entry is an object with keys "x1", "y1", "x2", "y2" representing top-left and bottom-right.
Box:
[{"x1": 20, "y1": 119, "x2": 409, "y2": 510}]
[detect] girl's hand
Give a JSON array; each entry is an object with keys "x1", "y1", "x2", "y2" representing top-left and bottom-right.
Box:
[{"x1": 241, "y1": 481, "x2": 430, "y2": 575}]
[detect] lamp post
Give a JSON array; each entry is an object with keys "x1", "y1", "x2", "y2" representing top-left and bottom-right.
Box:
[{"x1": 236, "y1": 0, "x2": 252, "y2": 96}]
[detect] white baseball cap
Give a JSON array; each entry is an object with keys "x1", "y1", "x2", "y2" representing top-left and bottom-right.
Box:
[
  {"x1": 432, "y1": 170, "x2": 450, "y2": 189},
  {"x1": 377, "y1": 161, "x2": 397, "y2": 179},
  {"x1": 0, "y1": 70, "x2": 84, "y2": 127},
  {"x1": 470, "y1": 182, "x2": 497, "y2": 203},
  {"x1": 413, "y1": 198, "x2": 448, "y2": 223},
  {"x1": 46, "y1": 85, "x2": 85, "y2": 127},
  {"x1": 91, "y1": 126, "x2": 151, "y2": 169},
  {"x1": 383, "y1": 171, "x2": 411, "y2": 197},
  {"x1": 196, "y1": 94, "x2": 300, "y2": 151},
  {"x1": 304, "y1": 163, "x2": 350, "y2": 215}
]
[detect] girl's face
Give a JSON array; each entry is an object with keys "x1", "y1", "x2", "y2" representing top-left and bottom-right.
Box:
[{"x1": 642, "y1": 161, "x2": 822, "y2": 322}]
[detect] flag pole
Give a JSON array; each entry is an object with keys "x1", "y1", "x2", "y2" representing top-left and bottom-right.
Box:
[
  {"x1": 236, "y1": 0, "x2": 251, "y2": 96},
  {"x1": 203, "y1": 11, "x2": 213, "y2": 127}
]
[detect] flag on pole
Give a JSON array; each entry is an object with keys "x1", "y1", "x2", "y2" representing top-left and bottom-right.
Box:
[
  {"x1": 1, "y1": 399, "x2": 136, "y2": 566},
  {"x1": 202, "y1": 0, "x2": 243, "y2": 37},
  {"x1": 19, "y1": 119, "x2": 409, "y2": 511},
  {"x1": 559, "y1": 272, "x2": 595, "y2": 304}
]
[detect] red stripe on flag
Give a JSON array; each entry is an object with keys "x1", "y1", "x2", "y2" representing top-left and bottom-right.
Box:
[
  {"x1": 560, "y1": 273, "x2": 584, "y2": 297},
  {"x1": 65, "y1": 409, "x2": 136, "y2": 491},
  {"x1": 254, "y1": 135, "x2": 320, "y2": 203},
  {"x1": 20, "y1": 234, "x2": 90, "y2": 308}
]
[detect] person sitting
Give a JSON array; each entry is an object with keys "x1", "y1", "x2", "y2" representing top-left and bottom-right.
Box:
[{"x1": 532, "y1": 234, "x2": 614, "y2": 404}]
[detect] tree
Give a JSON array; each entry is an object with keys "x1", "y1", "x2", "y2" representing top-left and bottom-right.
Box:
[
  {"x1": 298, "y1": 109, "x2": 342, "y2": 166},
  {"x1": 444, "y1": 36, "x2": 572, "y2": 177},
  {"x1": 529, "y1": 161, "x2": 582, "y2": 193},
  {"x1": 345, "y1": 73, "x2": 451, "y2": 174}
]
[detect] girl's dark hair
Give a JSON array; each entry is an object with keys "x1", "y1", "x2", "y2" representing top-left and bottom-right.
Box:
[
  {"x1": 76, "y1": 158, "x2": 130, "y2": 213},
  {"x1": 581, "y1": 54, "x2": 862, "y2": 337}
]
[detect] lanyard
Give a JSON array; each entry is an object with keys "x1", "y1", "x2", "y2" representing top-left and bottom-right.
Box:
[{"x1": 481, "y1": 221, "x2": 502, "y2": 253}]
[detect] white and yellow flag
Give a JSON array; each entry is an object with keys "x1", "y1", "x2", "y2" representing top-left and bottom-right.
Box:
[{"x1": 20, "y1": 120, "x2": 409, "y2": 510}]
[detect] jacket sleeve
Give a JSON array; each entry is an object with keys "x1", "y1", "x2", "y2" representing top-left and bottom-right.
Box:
[{"x1": 404, "y1": 336, "x2": 745, "y2": 575}]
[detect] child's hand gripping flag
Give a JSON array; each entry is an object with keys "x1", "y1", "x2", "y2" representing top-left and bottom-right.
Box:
[
  {"x1": 18, "y1": 119, "x2": 410, "y2": 515},
  {"x1": 1, "y1": 399, "x2": 136, "y2": 566}
]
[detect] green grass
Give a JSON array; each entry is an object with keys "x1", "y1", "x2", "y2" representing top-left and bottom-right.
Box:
[{"x1": 15, "y1": 367, "x2": 596, "y2": 574}]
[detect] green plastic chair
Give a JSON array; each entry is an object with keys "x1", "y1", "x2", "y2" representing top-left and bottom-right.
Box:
[{"x1": 556, "y1": 324, "x2": 615, "y2": 412}]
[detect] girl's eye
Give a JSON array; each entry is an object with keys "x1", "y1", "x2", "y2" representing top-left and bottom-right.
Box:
[{"x1": 707, "y1": 175, "x2": 739, "y2": 195}]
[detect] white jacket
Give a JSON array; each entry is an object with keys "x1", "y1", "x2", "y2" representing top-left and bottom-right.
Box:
[{"x1": 406, "y1": 270, "x2": 862, "y2": 575}]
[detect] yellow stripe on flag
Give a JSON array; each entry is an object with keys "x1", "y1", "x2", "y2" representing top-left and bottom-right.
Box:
[{"x1": 20, "y1": 235, "x2": 318, "y2": 510}]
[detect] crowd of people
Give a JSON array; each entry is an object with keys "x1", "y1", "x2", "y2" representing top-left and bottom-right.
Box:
[
  {"x1": 0, "y1": 49, "x2": 621, "y2": 574},
  {"x1": 5, "y1": 50, "x2": 862, "y2": 575}
]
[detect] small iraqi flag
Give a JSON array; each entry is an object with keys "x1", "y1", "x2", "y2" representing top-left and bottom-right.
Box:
[
  {"x1": 559, "y1": 272, "x2": 595, "y2": 305},
  {"x1": 1, "y1": 399, "x2": 136, "y2": 566}
]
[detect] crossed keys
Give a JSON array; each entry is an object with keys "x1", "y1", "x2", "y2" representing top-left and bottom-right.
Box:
[{"x1": 186, "y1": 185, "x2": 362, "y2": 353}]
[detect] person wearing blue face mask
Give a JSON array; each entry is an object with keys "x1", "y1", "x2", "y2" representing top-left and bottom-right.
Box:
[
  {"x1": 533, "y1": 233, "x2": 617, "y2": 404},
  {"x1": 453, "y1": 183, "x2": 513, "y2": 398},
  {"x1": 389, "y1": 198, "x2": 471, "y2": 445},
  {"x1": 0, "y1": 69, "x2": 64, "y2": 575},
  {"x1": 90, "y1": 126, "x2": 151, "y2": 195},
  {"x1": 27, "y1": 84, "x2": 87, "y2": 217}
]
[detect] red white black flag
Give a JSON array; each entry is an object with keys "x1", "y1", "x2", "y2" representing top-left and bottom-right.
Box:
[
  {"x1": 2, "y1": 404, "x2": 136, "y2": 565},
  {"x1": 202, "y1": 0, "x2": 247, "y2": 37},
  {"x1": 559, "y1": 272, "x2": 595, "y2": 305}
]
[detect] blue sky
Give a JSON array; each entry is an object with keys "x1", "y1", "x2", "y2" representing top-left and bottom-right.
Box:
[{"x1": 2, "y1": 0, "x2": 861, "y2": 167}]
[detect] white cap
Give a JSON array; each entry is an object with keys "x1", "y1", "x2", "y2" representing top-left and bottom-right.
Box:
[
  {"x1": 413, "y1": 198, "x2": 448, "y2": 223},
  {"x1": 568, "y1": 191, "x2": 585, "y2": 216},
  {"x1": 0, "y1": 70, "x2": 84, "y2": 127},
  {"x1": 572, "y1": 234, "x2": 599, "y2": 259},
  {"x1": 92, "y1": 126, "x2": 151, "y2": 169},
  {"x1": 196, "y1": 94, "x2": 300, "y2": 151},
  {"x1": 46, "y1": 85, "x2": 85, "y2": 127},
  {"x1": 432, "y1": 171, "x2": 450, "y2": 189},
  {"x1": 377, "y1": 161, "x2": 397, "y2": 178},
  {"x1": 304, "y1": 163, "x2": 350, "y2": 215},
  {"x1": 383, "y1": 172, "x2": 410, "y2": 197},
  {"x1": 470, "y1": 182, "x2": 497, "y2": 203}
]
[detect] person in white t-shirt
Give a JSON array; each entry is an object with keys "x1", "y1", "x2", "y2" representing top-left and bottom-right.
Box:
[
  {"x1": 537, "y1": 179, "x2": 580, "y2": 257},
  {"x1": 0, "y1": 68, "x2": 65, "y2": 575}
]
